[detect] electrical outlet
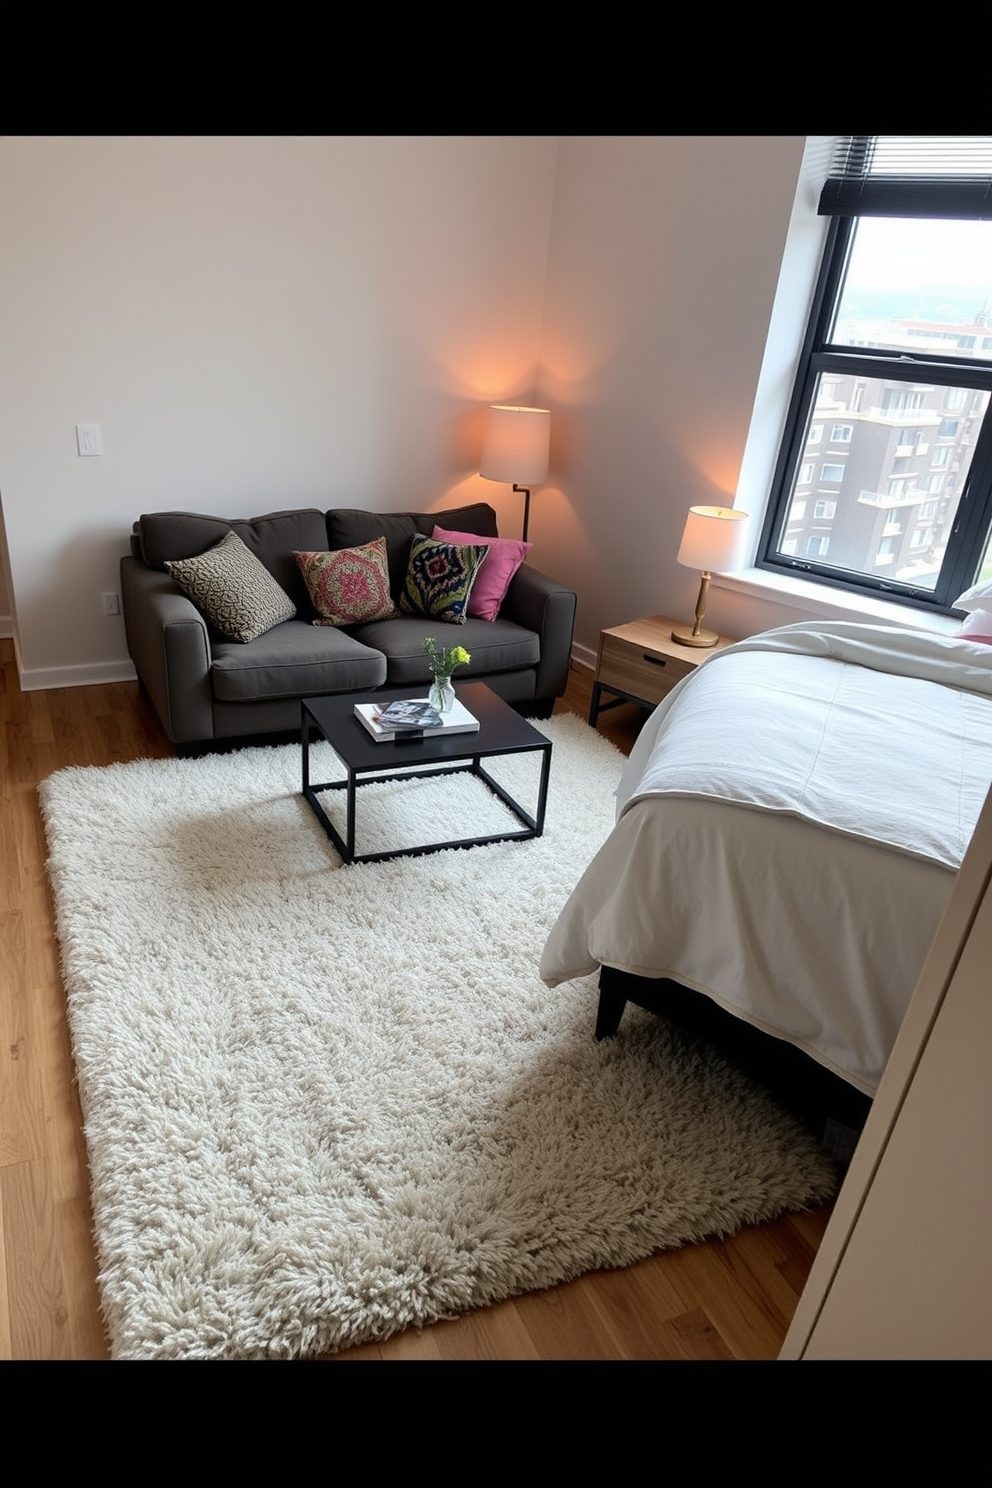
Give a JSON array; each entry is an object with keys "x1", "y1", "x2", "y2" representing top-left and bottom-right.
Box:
[{"x1": 102, "y1": 592, "x2": 120, "y2": 616}]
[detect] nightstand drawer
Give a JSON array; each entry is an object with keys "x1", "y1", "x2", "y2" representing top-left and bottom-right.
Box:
[{"x1": 598, "y1": 632, "x2": 695, "y2": 705}]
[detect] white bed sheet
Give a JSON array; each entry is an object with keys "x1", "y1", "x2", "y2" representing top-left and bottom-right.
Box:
[{"x1": 540, "y1": 621, "x2": 992, "y2": 1094}]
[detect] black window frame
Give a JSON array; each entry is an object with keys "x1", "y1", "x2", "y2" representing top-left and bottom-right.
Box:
[{"x1": 757, "y1": 138, "x2": 992, "y2": 615}]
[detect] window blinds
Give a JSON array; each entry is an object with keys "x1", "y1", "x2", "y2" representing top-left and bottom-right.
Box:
[{"x1": 818, "y1": 136, "x2": 992, "y2": 219}]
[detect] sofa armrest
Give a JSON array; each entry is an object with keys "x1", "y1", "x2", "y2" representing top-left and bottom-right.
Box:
[
  {"x1": 500, "y1": 564, "x2": 577, "y2": 702},
  {"x1": 121, "y1": 555, "x2": 214, "y2": 745}
]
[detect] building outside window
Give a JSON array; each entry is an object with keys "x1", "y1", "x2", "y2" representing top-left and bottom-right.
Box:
[{"x1": 758, "y1": 137, "x2": 992, "y2": 612}]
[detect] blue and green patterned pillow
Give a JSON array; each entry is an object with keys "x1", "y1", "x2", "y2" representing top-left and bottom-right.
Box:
[{"x1": 398, "y1": 533, "x2": 489, "y2": 625}]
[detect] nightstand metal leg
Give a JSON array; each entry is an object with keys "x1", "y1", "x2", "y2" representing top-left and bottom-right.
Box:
[{"x1": 588, "y1": 681, "x2": 604, "y2": 727}]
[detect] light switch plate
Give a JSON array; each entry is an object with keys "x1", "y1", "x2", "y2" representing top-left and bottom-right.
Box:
[{"x1": 76, "y1": 423, "x2": 103, "y2": 456}]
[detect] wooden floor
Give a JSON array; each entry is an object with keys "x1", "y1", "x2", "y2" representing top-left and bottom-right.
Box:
[{"x1": 0, "y1": 640, "x2": 832, "y2": 1361}]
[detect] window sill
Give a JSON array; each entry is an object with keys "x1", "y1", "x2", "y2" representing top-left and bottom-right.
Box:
[{"x1": 712, "y1": 567, "x2": 960, "y2": 637}]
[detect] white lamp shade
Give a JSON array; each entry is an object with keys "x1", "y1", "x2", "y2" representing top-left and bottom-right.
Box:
[
  {"x1": 676, "y1": 505, "x2": 750, "y2": 573},
  {"x1": 480, "y1": 405, "x2": 550, "y2": 485}
]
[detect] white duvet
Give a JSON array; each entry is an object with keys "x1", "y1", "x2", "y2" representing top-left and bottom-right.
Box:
[{"x1": 541, "y1": 621, "x2": 992, "y2": 1093}]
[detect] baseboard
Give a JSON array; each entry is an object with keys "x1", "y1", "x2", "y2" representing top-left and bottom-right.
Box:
[
  {"x1": 570, "y1": 641, "x2": 596, "y2": 673},
  {"x1": 18, "y1": 658, "x2": 138, "y2": 691},
  {"x1": 0, "y1": 613, "x2": 12, "y2": 640}
]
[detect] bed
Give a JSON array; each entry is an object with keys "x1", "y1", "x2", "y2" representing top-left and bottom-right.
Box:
[{"x1": 541, "y1": 620, "x2": 992, "y2": 1147}]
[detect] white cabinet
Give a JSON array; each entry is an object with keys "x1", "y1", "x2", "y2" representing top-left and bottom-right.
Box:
[{"x1": 781, "y1": 785, "x2": 992, "y2": 1360}]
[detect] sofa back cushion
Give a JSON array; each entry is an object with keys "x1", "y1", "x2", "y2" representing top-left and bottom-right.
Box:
[
  {"x1": 137, "y1": 503, "x2": 500, "y2": 614},
  {"x1": 137, "y1": 509, "x2": 328, "y2": 613},
  {"x1": 326, "y1": 503, "x2": 499, "y2": 597}
]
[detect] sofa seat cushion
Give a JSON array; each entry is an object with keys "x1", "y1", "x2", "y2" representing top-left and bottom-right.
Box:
[
  {"x1": 353, "y1": 614, "x2": 540, "y2": 687},
  {"x1": 210, "y1": 620, "x2": 386, "y2": 704}
]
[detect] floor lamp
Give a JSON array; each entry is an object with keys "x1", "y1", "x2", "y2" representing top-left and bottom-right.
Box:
[{"x1": 480, "y1": 405, "x2": 550, "y2": 543}]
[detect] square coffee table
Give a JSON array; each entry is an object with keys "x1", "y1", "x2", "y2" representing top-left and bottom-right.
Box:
[{"x1": 301, "y1": 681, "x2": 553, "y2": 865}]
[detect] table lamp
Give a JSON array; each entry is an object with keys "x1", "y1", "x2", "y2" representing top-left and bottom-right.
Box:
[
  {"x1": 480, "y1": 405, "x2": 550, "y2": 542},
  {"x1": 672, "y1": 504, "x2": 749, "y2": 647}
]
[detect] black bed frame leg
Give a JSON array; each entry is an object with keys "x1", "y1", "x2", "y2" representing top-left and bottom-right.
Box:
[{"x1": 595, "y1": 968, "x2": 628, "y2": 1040}]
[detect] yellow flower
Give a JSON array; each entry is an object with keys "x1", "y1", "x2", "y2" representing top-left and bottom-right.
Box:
[{"x1": 423, "y1": 636, "x2": 471, "y2": 675}]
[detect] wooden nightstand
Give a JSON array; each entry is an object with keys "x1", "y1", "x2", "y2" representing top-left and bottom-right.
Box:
[{"x1": 589, "y1": 615, "x2": 735, "y2": 727}]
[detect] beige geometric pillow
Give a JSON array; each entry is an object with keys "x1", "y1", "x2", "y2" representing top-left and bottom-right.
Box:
[{"x1": 164, "y1": 530, "x2": 296, "y2": 643}]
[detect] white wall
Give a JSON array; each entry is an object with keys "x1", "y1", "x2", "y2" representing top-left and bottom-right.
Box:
[
  {"x1": 1, "y1": 134, "x2": 848, "y2": 688},
  {"x1": 537, "y1": 135, "x2": 809, "y2": 661},
  {"x1": 0, "y1": 136, "x2": 558, "y2": 687},
  {"x1": 0, "y1": 496, "x2": 11, "y2": 638}
]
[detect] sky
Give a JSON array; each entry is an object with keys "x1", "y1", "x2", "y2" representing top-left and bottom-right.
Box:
[{"x1": 844, "y1": 218, "x2": 992, "y2": 303}]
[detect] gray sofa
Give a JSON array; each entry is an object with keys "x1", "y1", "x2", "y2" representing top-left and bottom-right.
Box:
[{"x1": 121, "y1": 501, "x2": 577, "y2": 750}]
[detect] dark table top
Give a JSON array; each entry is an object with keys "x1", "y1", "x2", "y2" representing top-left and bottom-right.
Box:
[{"x1": 302, "y1": 682, "x2": 551, "y2": 773}]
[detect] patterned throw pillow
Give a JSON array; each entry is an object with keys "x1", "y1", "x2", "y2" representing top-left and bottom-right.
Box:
[
  {"x1": 164, "y1": 530, "x2": 296, "y2": 643},
  {"x1": 294, "y1": 539, "x2": 396, "y2": 626},
  {"x1": 398, "y1": 534, "x2": 489, "y2": 625}
]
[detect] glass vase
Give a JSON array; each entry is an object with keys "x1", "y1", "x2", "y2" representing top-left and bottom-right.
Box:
[{"x1": 428, "y1": 674, "x2": 456, "y2": 714}]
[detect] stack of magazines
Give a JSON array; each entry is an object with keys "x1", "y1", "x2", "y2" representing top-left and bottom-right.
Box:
[
  {"x1": 372, "y1": 699, "x2": 444, "y2": 731},
  {"x1": 354, "y1": 697, "x2": 480, "y2": 741}
]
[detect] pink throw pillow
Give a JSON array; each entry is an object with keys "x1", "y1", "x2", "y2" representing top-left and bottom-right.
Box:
[
  {"x1": 955, "y1": 607, "x2": 992, "y2": 645},
  {"x1": 431, "y1": 525, "x2": 530, "y2": 622}
]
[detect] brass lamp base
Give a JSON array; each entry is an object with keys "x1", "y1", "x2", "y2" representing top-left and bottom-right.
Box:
[
  {"x1": 671, "y1": 625, "x2": 720, "y2": 648},
  {"x1": 672, "y1": 570, "x2": 719, "y2": 647}
]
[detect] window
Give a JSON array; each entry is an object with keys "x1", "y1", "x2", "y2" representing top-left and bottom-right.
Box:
[
  {"x1": 759, "y1": 136, "x2": 992, "y2": 611},
  {"x1": 814, "y1": 500, "x2": 837, "y2": 519}
]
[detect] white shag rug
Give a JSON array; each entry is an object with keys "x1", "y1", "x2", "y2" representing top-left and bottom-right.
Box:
[{"x1": 40, "y1": 712, "x2": 838, "y2": 1360}]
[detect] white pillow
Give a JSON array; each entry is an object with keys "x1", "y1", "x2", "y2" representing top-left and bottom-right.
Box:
[
  {"x1": 955, "y1": 607, "x2": 992, "y2": 640},
  {"x1": 953, "y1": 576, "x2": 992, "y2": 612}
]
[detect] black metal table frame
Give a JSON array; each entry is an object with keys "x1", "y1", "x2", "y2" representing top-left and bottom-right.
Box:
[
  {"x1": 301, "y1": 692, "x2": 552, "y2": 866},
  {"x1": 588, "y1": 679, "x2": 657, "y2": 728}
]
